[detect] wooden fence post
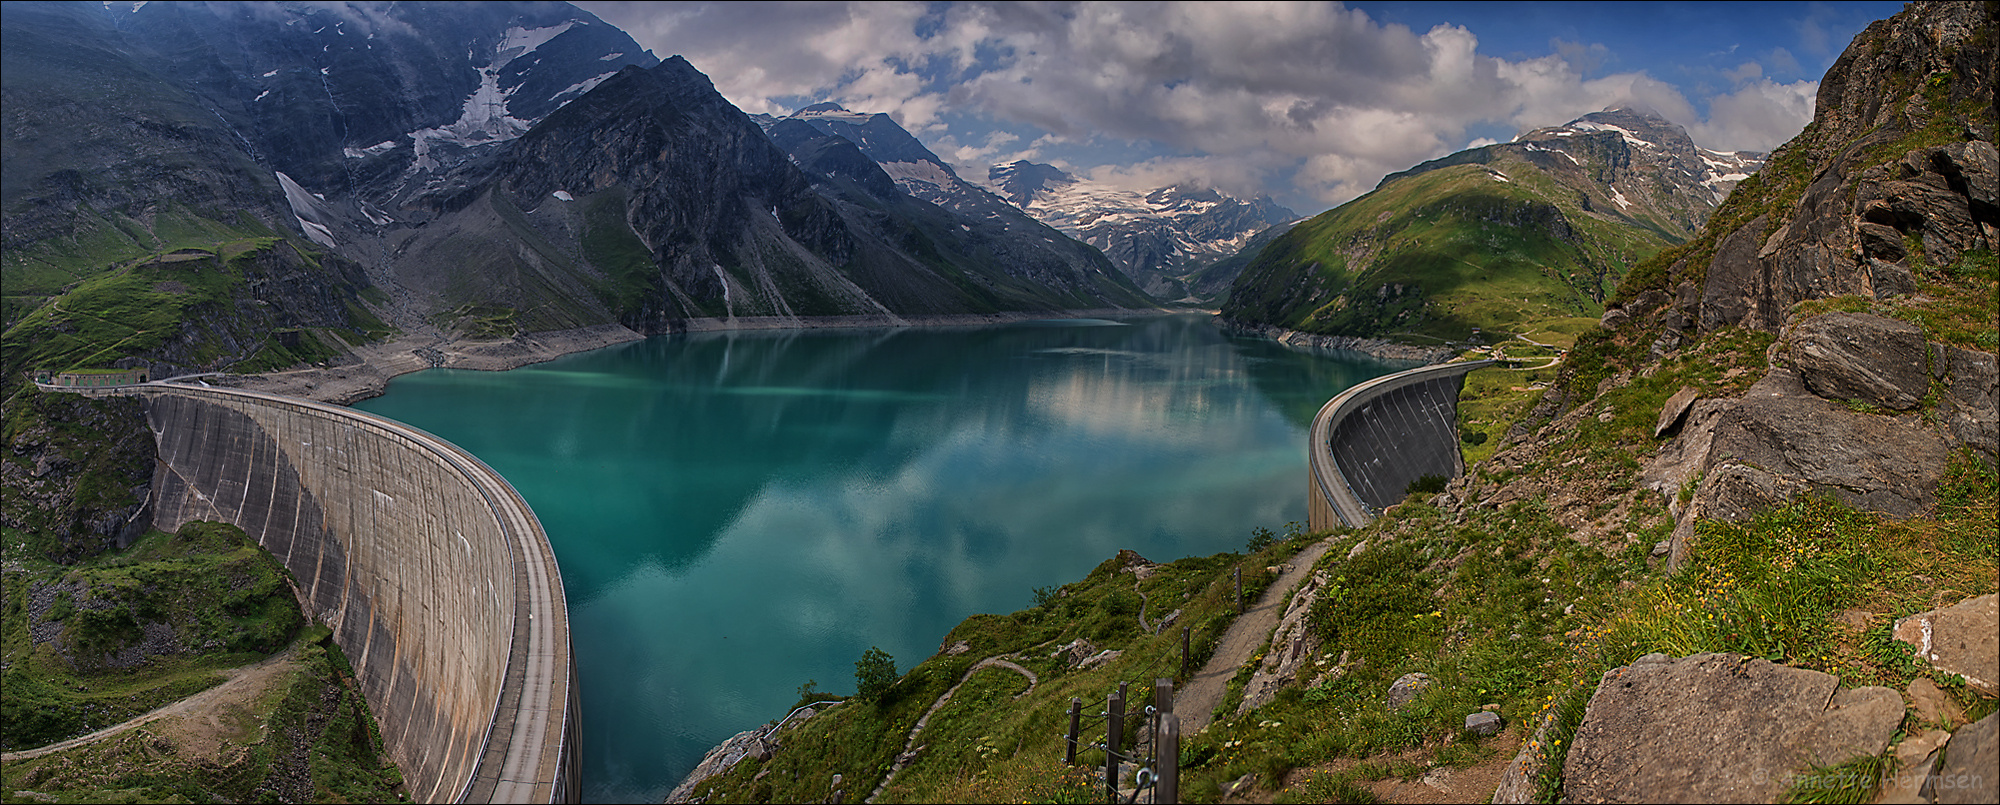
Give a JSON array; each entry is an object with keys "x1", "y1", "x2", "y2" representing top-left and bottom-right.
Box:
[
  {"x1": 1106, "y1": 686, "x2": 1125, "y2": 804},
  {"x1": 1065, "y1": 697, "x2": 1082, "y2": 765}
]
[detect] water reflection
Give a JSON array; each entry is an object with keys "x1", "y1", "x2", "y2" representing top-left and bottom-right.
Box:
[{"x1": 353, "y1": 314, "x2": 1407, "y2": 803}]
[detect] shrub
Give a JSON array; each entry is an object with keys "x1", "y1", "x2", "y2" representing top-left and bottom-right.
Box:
[
  {"x1": 854, "y1": 646, "x2": 897, "y2": 702},
  {"x1": 1405, "y1": 474, "x2": 1448, "y2": 496}
]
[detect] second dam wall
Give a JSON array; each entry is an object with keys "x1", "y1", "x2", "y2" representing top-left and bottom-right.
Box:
[{"x1": 137, "y1": 386, "x2": 577, "y2": 803}]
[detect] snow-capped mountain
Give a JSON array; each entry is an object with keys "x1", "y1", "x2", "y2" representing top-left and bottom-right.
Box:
[
  {"x1": 987, "y1": 161, "x2": 1298, "y2": 302},
  {"x1": 753, "y1": 104, "x2": 1145, "y2": 300},
  {"x1": 1381, "y1": 107, "x2": 1767, "y2": 239},
  {"x1": 762, "y1": 104, "x2": 1030, "y2": 223}
]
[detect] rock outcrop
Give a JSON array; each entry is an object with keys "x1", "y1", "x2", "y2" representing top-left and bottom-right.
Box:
[
  {"x1": 0, "y1": 392, "x2": 155, "y2": 563},
  {"x1": 1934, "y1": 712, "x2": 1998, "y2": 804},
  {"x1": 1620, "y1": 0, "x2": 2000, "y2": 335},
  {"x1": 1562, "y1": 653, "x2": 1903, "y2": 804},
  {"x1": 1636, "y1": 305, "x2": 1999, "y2": 566},
  {"x1": 1785, "y1": 312, "x2": 1932, "y2": 409},
  {"x1": 1893, "y1": 594, "x2": 1999, "y2": 696}
]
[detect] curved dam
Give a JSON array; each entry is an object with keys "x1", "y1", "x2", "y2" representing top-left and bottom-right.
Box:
[
  {"x1": 1308, "y1": 360, "x2": 1495, "y2": 530},
  {"x1": 130, "y1": 384, "x2": 578, "y2": 803}
]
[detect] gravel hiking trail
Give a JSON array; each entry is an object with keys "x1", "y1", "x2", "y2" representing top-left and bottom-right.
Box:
[
  {"x1": 0, "y1": 644, "x2": 302, "y2": 763},
  {"x1": 1173, "y1": 536, "x2": 1338, "y2": 735}
]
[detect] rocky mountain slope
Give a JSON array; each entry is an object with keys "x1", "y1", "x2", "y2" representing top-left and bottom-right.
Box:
[
  {"x1": 0, "y1": 0, "x2": 656, "y2": 330},
  {"x1": 3, "y1": 1, "x2": 1153, "y2": 372},
  {"x1": 1222, "y1": 108, "x2": 1766, "y2": 343},
  {"x1": 986, "y1": 160, "x2": 1298, "y2": 303},
  {"x1": 751, "y1": 104, "x2": 1148, "y2": 312}
]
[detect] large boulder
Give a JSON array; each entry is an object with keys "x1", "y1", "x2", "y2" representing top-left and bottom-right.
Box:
[
  {"x1": 1564, "y1": 653, "x2": 1903, "y2": 803},
  {"x1": 1936, "y1": 711, "x2": 1998, "y2": 804},
  {"x1": 1931, "y1": 344, "x2": 2000, "y2": 463},
  {"x1": 1785, "y1": 313, "x2": 1931, "y2": 410},
  {"x1": 1702, "y1": 368, "x2": 1949, "y2": 519},
  {"x1": 1893, "y1": 594, "x2": 1999, "y2": 695}
]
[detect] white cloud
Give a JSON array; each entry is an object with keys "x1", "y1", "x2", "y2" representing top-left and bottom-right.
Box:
[
  {"x1": 1689, "y1": 78, "x2": 1819, "y2": 153},
  {"x1": 579, "y1": 1, "x2": 1825, "y2": 211},
  {"x1": 1083, "y1": 155, "x2": 1274, "y2": 199}
]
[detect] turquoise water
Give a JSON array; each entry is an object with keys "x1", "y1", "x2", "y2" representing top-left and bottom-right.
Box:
[{"x1": 352, "y1": 314, "x2": 1407, "y2": 803}]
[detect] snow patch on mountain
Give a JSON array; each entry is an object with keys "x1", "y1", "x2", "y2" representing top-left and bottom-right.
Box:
[
  {"x1": 343, "y1": 140, "x2": 398, "y2": 159},
  {"x1": 793, "y1": 103, "x2": 876, "y2": 124},
  {"x1": 1522, "y1": 143, "x2": 1581, "y2": 165},
  {"x1": 406, "y1": 59, "x2": 532, "y2": 171},
  {"x1": 277, "y1": 171, "x2": 340, "y2": 246},
  {"x1": 882, "y1": 160, "x2": 956, "y2": 189},
  {"x1": 400, "y1": 20, "x2": 600, "y2": 172},
  {"x1": 1570, "y1": 120, "x2": 1659, "y2": 151},
  {"x1": 496, "y1": 22, "x2": 574, "y2": 66},
  {"x1": 552, "y1": 72, "x2": 617, "y2": 103}
]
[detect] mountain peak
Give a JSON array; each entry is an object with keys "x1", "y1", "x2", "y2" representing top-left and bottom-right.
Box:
[
  {"x1": 790, "y1": 102, "x2": 877, "y2": 124},
  {"x1": 987, "y1": 160, "x2": 1074, "y2": 206}
]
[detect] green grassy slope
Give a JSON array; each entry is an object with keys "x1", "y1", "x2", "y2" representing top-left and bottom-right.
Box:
[
  {"x1": 1223, "y1": 155, "x2": 1675, "y2": 344},
  {"x1": 1, "y1": 237, "x2": 388, "y2": 383}
]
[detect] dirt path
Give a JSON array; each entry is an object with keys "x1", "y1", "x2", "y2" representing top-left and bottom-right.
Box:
[
  {"x1": 0, "y1": 645, "x2": 301, "y2": 763},
  {"x1": 1174, "y1": 537, "x2": 1338, "y2": 734},
  {"x1": 866, "y1": 656, "x2": 1038, "y2": 803}
]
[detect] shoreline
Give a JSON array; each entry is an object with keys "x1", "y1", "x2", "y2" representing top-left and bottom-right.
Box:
[
  {"x1": 222, "y1": 308, "x2": 1181, "y2": 405},
  {"x1": 1215, "y1": 318, "x2": 1462, "y2": 364}
]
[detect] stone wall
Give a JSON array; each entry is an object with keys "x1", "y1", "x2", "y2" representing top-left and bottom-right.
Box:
[{"x1": 135, "y1": 386, "x2": 577, "y2": 803}]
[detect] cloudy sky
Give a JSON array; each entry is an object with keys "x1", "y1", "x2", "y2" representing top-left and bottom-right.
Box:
[{"x1": 576, "y1": 1, "x2": 1901, "y2": 214}]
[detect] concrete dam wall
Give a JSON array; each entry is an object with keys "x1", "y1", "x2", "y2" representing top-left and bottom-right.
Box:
[
  {"x1": 135, "y1": 385, "x2": 578, "y2": 803},
  {"x1": 1309, "y1": 361, "x2": 1494, "y2": 530}
]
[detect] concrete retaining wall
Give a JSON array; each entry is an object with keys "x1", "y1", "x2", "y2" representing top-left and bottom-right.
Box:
[
  {"x1": 134, "y1": 385, "x2": 577, "y2": 803},
  {"x1": 1309, "y1": 361, "x2": 1493, "y2": 530}
]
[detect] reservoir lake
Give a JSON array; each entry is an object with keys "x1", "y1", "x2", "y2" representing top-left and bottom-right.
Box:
[{"x1": 353, "y1": 313, "x2": 1409, "y2": 802}]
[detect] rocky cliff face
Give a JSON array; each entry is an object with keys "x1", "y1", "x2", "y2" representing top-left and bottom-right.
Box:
[
  {"x1": 1613, "y1": 1, "x2": 1998, "y2": 335},
  {"x1": 1525, "y1": 0, "x2": 1997, "y2": 555},
  {"x1": 0, "y1": 392, "x2": 155, "y2": 564}
]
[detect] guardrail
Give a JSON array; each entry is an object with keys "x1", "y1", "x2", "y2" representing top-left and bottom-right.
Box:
[{"x1": 1308, "y1": 360, "x2": 1494, "y2": 530}]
